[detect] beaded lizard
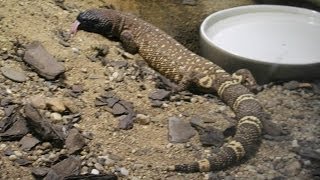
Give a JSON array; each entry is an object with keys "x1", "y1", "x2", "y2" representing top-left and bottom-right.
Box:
[{"x1": 71, "y1": 9, "x2": 265, "y2": 173}]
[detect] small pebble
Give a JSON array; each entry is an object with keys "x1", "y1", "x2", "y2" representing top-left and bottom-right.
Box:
[
  {"x1": 42, "y1": 142, "x2": 52, "y2": 149},
  {"x1": 120, "y1": 167, "x2": 129, "y2": 176},
  {"x1": 72, "y1": 47, "x2": 80, "y2": 54},
  {"x1": 50, "y1": 112, "x2": 62, "y2": 121},
  {"x1": 291, "y1": 140, "x2": 300, "y2": 148},
  {"x1": 91, "y1": 169, "x2": 100, "y2": 175},
  {"x1": 9, "y1": 155, "x2": 17, "y2": 161},
  {"x1": 14, "y1": 151, "x2": 23, "y2": 157},
  {"x1": 0, "y1": 144, "x2": 7, "y2": 150},
  {"x1": 94, "y1": 163, "x2": 105, "y2": 171},
  {"x1": 81, "y1": 166, "x2": 89, "y2": 174},
  {"x1": 46, "y1": 98, "x2": 66, "y2": 112},
  {"x1": 1, "y1": 67, "x2": 27, "y2": 82},
  {"x1": 135, "y1": 114, "x2": 151, "y2": 125}
]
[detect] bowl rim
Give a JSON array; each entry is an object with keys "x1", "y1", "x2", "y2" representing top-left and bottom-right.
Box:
[{"x1": 200, "y1": 5, "x2": 320, "y2": 66}]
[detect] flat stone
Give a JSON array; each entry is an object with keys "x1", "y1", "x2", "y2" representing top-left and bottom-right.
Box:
[
  {"x1": 32, "y1": 167, "x2": 50, "y2": 178},
  {"x1": 44, "y1": 156, "x2": 81, "y2": 180},
  {"x1": 24, "y1": 104, "x2": 65, "y2": 147},
  {"x1": 19, "y1": 135, "x2": 40, "y2": 151},
  {"x1": 65, "y1": 128, "x2": 86, "y2": 154},
  {"x1": 15, "y1": 158, "x2": 32, "y2": 166},
  {"x1": 64, "y1": 174, "x2": 118, "y2": 180},
  {"x1": 109, "y1": 60, "x2": 128, "y2": 68},
  {"x1": 168, "y1": 117, "x2": 196, "y2": 143},
  {"x1": 0, "y1": 110, "x2": 29, "y2": 141},
  {"x1": 199, "y1": 127, "x2": 225, "y2": 147},
  {"x1": 23, "y1": 41, "x2": 65, "y2": 80},
  {"x1": 1, "y1": 67, "x2": 27, "y2": 82},
  {"x1": 118, "y1": 114, "x2": 134, "y2": 130},
  {"x1": 296, "y1": 148, "x2": 320, "y2": 161},
  {"x1": 149, "y1": 89, "x2": 171, "y2": 100},
  {"x1": 112, "y1": 103, "x2": 127, "y2": 115},
  {"x1": 71, "y1": 84, "x2": 84, "y2": 93}
]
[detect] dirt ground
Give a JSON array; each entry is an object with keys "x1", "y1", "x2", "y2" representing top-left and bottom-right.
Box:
[{"x1": 0, "y1": 0, "x2": 319, "y2": 179}]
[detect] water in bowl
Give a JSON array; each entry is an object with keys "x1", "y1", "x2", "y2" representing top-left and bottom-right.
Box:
[{"x1": 207, "y1": 12, "x2": 320, "y2": 65}]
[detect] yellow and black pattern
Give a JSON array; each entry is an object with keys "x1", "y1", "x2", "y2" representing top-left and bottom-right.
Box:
[{"x1": 75, "y1": 9, "x2": 265, "y2": 173}]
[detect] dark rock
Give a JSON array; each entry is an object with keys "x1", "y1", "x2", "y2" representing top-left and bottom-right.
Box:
[
  {"x1": 95, "y1": 93, "x2": 120, "y2": 107},
  {"x1": 1, "y1": 67, "x2": 27, "y2": 82},
  {"x1": 44, "y1": 156, "x2": 81, "y2": 180},
  {"x1": 118, "y1": 114, "x2": 134, "y2": 130},
  {"x1": 198, "y1": 126, "x2": 224, "y2": 147},
  {"x1": 101, "y1": 91, "x2": 115, "y2": 98},
  {"x1": 24, "y1": 104, "x2": 65, "y2": 147},
  {"x1": 112, "y1": 103, "x2": 127, "y2": 115},
  {"x1": 32, "y1": 167, "x2": 50, "y2": 178},
  {"x1": 15, "y1": 158, "x2": 32, "y2": 166},
  {"x1": 283, "y1": 81, "x2": 300, "y2": 90},
  {"x1": 149, "y1": 89, "x2": 171, "y2": 100},
  {"x1": 0, "y1": 98, "x2": 12, "y2": 107},
  {"x1": 65, "y1": 128, "x2": 86, "y2": 154},
  {"x1": 109, "y1": 60, "x2": 128, "y2": 69},
  {"x1": 119, "y1": 100, "x2": 134, "y2": 112},
  {"x1": 0, "y1": 108, "x2": 29, "y2": 141},
  {"x1": 190, "y1": 117, "x2": 226, "y2": 147},
  {"x1": 295, "y1": 148, "x2": 320, "y2": 161},
  {"x1": 106, "y1": 97, "x2": 120, "y2": 108},
  {"x1": 3, "y1": 148, "x2": 14, "y2": 156},
  {"x1": 4, "y1": 105, "x2": 16, "y2": 117},
  {"x1": 96, "y1": 92, "x2": 135, "y2": 129},
  {"x1": 150, "y1": 100, "x2": 163, "y2": 107},
  {"x1": 95, "y1": 97, "x2": 109, "y2": 106},
  {"x1": 23, "y1": 41, "x2": 65, "y2": 80},
  {"x1": 168, "y1": 117, "x2": 196, "y2": 143},
  {"x1": 19, "y1": 135, "x2": 40, "y2": 151},
  {"x1": 65, "y1": 174, "x2": 118, "y2": 180},
  {"x1": 71, "y1": 84, "x2": 84, "y2": 94}
]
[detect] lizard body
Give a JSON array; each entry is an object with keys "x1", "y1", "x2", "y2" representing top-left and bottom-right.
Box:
[{"x1": 72, "y1": 9, "x2": 265, "y2": 173}]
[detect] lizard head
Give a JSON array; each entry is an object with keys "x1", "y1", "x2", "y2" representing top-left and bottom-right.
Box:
[{"x1": 71, "y1": 9, "x2": 116, "y2": 36}]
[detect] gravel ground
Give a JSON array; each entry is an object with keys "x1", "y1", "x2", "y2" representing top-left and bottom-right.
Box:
[{"x1": 0, "y1": 0, "x2": 319, "y2": 179}]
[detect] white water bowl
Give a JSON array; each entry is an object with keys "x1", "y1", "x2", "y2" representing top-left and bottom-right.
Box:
[{"x1": 200, "y1": 5, "x2": 320, "y2": 84}]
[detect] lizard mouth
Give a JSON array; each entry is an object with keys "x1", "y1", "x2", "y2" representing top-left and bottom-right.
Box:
[{"x1": 70, "y1": 20, "x2": 80, "y2": 35}]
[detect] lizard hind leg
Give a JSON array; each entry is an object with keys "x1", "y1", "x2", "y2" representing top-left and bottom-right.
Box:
[{"x1": 120, "y1": 30, "x2": 139, "y2": 54}]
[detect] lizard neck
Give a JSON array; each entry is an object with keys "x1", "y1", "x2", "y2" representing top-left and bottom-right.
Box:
[{"x1": 110, "y1": 12, "x2": 126, "y2": 38}]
